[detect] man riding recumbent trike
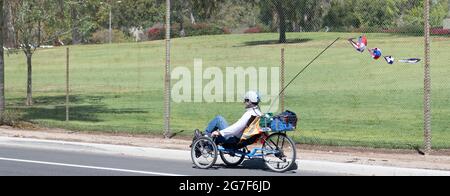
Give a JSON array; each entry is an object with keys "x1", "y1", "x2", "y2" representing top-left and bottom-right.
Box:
[{"x1": 190, "y1": 91, "x2": 298, "y2": 173}]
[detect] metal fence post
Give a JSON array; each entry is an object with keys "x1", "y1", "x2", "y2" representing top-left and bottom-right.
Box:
[
  {"x1": 164, "y1": 0, "x2": 172, "y2": 138},
  {"x1": 66, "y1": 47, "x2": 70, "y2": 122},
  {"x1": 0, "y1": 0, "x2": 5, "y2": 117},
  {"x1": 280, "y1": 48, "x2": 285, "y2": 112},
  {"x1": 424, "y1": 0, "x2": 432, "y2": 155}
]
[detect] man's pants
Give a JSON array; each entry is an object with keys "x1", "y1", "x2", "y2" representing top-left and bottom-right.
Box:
[{"x1": 205, "y1": 115, "x2": 238, "y2": 144}]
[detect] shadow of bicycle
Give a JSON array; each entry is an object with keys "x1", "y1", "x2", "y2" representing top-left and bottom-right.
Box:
[{"x1": 214, "y1": 158, "x2": 298, "y2": 174}]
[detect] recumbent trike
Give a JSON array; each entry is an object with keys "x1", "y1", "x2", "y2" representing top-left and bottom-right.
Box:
[{"x1": 190, "y1": 111, "x2": 298, "y2": 173}]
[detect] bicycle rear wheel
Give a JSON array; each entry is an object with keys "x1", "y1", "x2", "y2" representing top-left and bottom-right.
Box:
[
  {"x1": 220, "y1": 150, "x2": 245, "y2": 167},
  {"x1": 262, "y1": 133, "x2": 297, "y2": 173}
]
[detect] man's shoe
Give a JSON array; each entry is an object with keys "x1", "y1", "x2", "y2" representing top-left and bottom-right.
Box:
[
  {"x1": 189, "y1": 129, "x2": 202, "y2": 148},
  {"x1": 195, "y1": 129, "x2": 202, "y2": 138}
]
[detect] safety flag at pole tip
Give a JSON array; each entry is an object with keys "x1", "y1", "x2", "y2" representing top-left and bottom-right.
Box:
[
  {"x1": 369, "y1": 48, "x2": 382, "y2": 60},
  {"x1": 348, "y1": 35, "x2": 367, "y2": 53},
  {"x1": 399, "y1": 58, "x2": 421, "y2": 64},
  {"x1": 384, "y1": 56, "x2": 395, "y2": 64}
]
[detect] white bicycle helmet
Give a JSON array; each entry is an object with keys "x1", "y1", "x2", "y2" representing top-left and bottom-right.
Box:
[{"x1": 244, "y1": 91, "x2": 261, "y2": 104}]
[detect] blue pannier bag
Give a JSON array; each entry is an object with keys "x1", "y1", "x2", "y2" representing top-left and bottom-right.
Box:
[
  {"x1": 270, "y1": 110, "x2": 298, "y2": 132},
  {"x1": 270, "y1": 118, "x2": 294, "y2": 131}
]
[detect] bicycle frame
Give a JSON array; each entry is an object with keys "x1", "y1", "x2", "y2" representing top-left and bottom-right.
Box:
[{"x1": 216, "y1": 132, "x2": 285, "y2": 159}]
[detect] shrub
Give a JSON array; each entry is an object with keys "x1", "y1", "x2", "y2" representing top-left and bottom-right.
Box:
[
  {"x1": 431, "y1": 27, "x2": 450, "y2": 35},
  {"x1": 90, "y1": 29, "x2": 131, "y2": 44},
  {"x1": 147, "y1": 23, "x2": 229, "y2": 40},
  {"x1": 244, "y1": 25, "x2": 271, "y2": 34},
  {"x1": 349, "y1": 25, "x2": 425, "y2": 35},
  {"x1": 0, "y1": 109, "x2": 39, "y2": 129},
  {"x1": 351, "y1": 27, "x2": 383, "y2": 33},
  {"x1": 244, "y1": 27, "x2": 263, "y2": 34},
  {"x1": 381, "y1": 25, "x2": 424, "y2": 35},
  {"x1": 184, "y1": 23, "x2": 227, "y2": 36},
  {"x1": 222, "y1": 27, "x2": 232, "y2": 34},
  {"x1": 147, "y1": 27, "x2": 164, "y2": 40}
]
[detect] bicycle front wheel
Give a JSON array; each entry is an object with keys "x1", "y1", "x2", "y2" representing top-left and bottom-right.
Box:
[{"x1": 191, "y1": 137, "x2": 218, "y2": 169}]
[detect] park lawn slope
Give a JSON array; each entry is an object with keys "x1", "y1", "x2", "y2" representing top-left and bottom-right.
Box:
[{"x1": 4, "y1": 32, "x2": 450, "y2": 149}]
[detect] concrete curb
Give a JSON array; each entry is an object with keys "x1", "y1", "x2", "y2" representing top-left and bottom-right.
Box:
[
  {"x1": 297, "y1": 160, "x2": 450, "y2": 176},
  {"x1": 1, "y1": 137, "x2": 449, "y2": 176}
]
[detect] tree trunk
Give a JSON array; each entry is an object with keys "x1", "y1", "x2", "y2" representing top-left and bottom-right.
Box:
[
  {"x1": 293, "y1": 23, "x2": 300, "y2": 32},
  {"x1": 37, "y1": 21, "x2": 41, "y2": 47},
  {"x1": 0, "y1": 0, "x2": 6, "y2": 116},
  {"x1": 190, "y1": 12, "x2": 196, "y2": 24},
  {"x1": 186, "y1": 0, "x2": 196, "y2": 25},
  {"x1": 4, "y1": 0, "x2": 16, "y2": 48},
  {"x1": 26, "y1": 51, "x2": 33, "y2": 106},
  {"x1": 179, "y1": 20, "x2": 185, "y2": 37},
  {"x1": 276, "y1": 1, "x2": 286, "y2": 43},
  {"x1": 71, "y1": 5, "x2": 81, "y2": 45}
]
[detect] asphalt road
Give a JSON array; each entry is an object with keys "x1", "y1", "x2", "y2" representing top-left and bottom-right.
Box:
[{"x1": 0, "y1": 144, "x2": 337, "y2": 176}]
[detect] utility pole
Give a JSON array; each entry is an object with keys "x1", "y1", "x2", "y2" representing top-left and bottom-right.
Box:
[
  {"x1": 164, "y1": 0, "x2": 172, "y2": 138},
  {"x1": 424, "y1": 0, "x2": 432, "y2": 155},
  {"x1": 101, "y1": 1, "x2": 121, "y2": 44}
]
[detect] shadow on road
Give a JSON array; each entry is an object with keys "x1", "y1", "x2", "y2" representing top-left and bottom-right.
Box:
[{"x1": 213, "y1": 159, "x2": 298, "y2": 174}]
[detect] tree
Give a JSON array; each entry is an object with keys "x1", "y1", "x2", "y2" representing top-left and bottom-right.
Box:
[
  {"x1": 209, "y1": 0, "x2": 260, "y2": 29},
  {"x1": 69, "y1": 0, "x2": 82, "y2": 44},
  {"x1": 171, "y1": 0, "x2": 191, "y2": 36},
  {"x1": 114, "y1": 0, "x2": 165, "y2": 29},
  {"x1": 274, "y1": 0, "x2": 286, "y2": 43},
  {"x1": 323, "y1": 0, "x2": 360, "y2": 30},
  {"x1": 287, "y1": 0, "x2": 329, "y2": 32},
  {"x1": 259, "y1": 0, "x2": 288, "y2": 43},
  {"x1": 13, "y1": 0, "x2": 66, "y2": 106},
  {"x1": 170, "y1": 0, "x2": 224, "y2": 35},
  {"x1": 0, "y1": 0, "x2": 5, "y2": 115},
  {"x1": 354, "y1": 0, "x2": 400, "y2": 29},
  {"x1": 258, "y1": 0, "x2": 328, "y2": 42},
  {"x1": 58, "y1": 0, "x2": 102, "y2": 44},
  {"x1": 322, "y1": 0, "x2": 448, "y2": 32},
  {"x1": 399, "y1": 0, "x2": 448, "y2": 27},
  {"x1": 191, "y1": 0, "x2": 223, "y2": 22}
]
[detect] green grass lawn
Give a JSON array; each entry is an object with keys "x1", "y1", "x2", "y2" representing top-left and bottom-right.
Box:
[{"x1": 4, "y1": 32, "x2": 450, "y2": 149}]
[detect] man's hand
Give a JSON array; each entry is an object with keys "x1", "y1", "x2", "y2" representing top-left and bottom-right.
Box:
[{"x1": 211, "y1": 131, "x2": 221, "y2": 137}]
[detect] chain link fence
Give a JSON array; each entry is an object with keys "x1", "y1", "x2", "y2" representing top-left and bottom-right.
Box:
[{"x1": 3, "y1": 0, "x2": 449, "y2": 150}]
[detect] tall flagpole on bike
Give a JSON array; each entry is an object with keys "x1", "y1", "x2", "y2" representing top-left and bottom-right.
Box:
[{"x1": 266, "y1": 37, "x2": 340, "y2": 113}]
